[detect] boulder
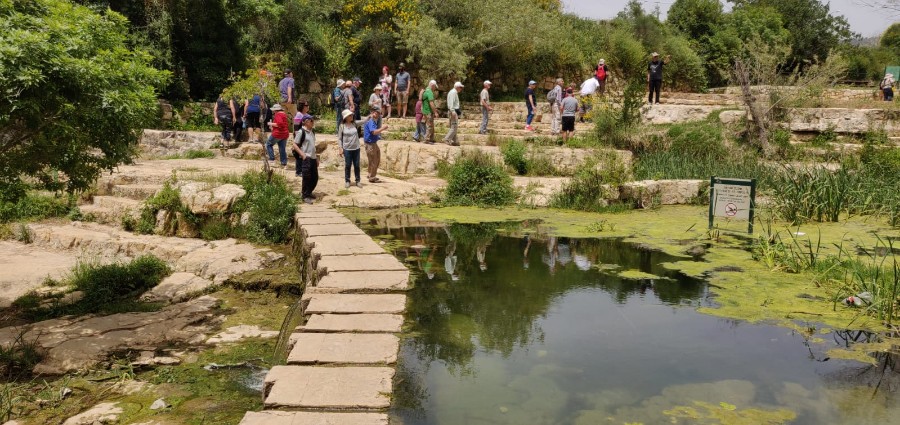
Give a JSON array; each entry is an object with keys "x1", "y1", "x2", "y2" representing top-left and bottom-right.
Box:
[
  {"x1": 62, "y1": 403, "x2": 123, "y2": 425},
  {"x1": 619, "y1": 180, "x2": 708, "y2": 207},
  {"x1": 178, "y1": 182, "x2": 246, "y2": 215}
]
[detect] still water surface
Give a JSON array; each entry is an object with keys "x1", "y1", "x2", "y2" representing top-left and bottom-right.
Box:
[{"x1": 363, "y1": 220, "x2": 900, "y2": 425}]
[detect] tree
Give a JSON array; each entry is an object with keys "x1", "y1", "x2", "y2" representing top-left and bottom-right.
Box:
[
  {"x1": 668, "y1": 0, "x2": 725, "y2": 42},
  {"x1": 0, "y1": 0, "x2": 168, "y2": 201},
  {"x1": 881, "y1": 22, "x2": 900, "y2": 53},
  {"x1": 731, "y1": 0, "x2": 854, "y2": 69}
]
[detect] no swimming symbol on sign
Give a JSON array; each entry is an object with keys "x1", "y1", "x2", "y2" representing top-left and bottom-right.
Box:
[{"x1": 708, "y1": 177, "x2": 757, "y2": 234}]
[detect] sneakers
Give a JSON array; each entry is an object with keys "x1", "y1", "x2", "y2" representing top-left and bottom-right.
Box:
[
  {"x1": 525, "y1": 125, "x2": 534, "y2": 131},
  {"x1": 355, "y1": 181, "x2": 363, "y2": 188},
  {"x1": 303, "y1": 197, "x2": 314, "y2": 204}
]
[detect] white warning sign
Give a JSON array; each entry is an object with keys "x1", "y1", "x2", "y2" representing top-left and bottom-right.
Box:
[{"x1": 713, "y1": 183, "x2": 751, "y2": 221}]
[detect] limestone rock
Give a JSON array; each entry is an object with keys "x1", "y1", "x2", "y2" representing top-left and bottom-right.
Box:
[
  {"x1": 0, "y1": 296, "x2": 220, "y2": 375},
  {"x1": 178, "y1": 182, "x2": 246, "y2": 215},
  {"x1": 0, "y1": 241, "x2": 78, "y2": 308},
  {"x1": 150, "y1": 398, "x2": 170, "y2": 410},
  {"x1": 207, "y1": 325, "x2": 279, "y2": 344},
  {"x1": 141, "y1": 272, "x2": 215, "y2": 303},
  {"x1": 62, "y1": 402, "x2": 123, "y2": 425},
  {"x1": 719, "y1": 110, "x2": 746, "y2": 125},
  {"x1": 619, "y1": 180, "x2": 707, "y2": 207},
  {"x1": 642, "y1": 104, "x2": 722, "y2": 125}
]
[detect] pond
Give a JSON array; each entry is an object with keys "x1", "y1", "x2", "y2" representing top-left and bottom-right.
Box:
[{"x1": 361, "y1": 218, "x2": 900, "y2": 425}]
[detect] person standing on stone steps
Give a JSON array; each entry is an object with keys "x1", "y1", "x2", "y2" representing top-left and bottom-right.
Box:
[
  {"x1": 525, "y1": 80, "x2": 537, "y2": 131},
  {"x1": 548, "y1": 78, "x2": 563, "y2": 136},
  {"x1": 647, "y1": 52, "x2": 670, "y2": 105},
  {"x1": 395, "y1": 63, "x2": 411, "y2": 119},
  {"x1": 213, "y1": 96, "x2": 236, "y2": 142},
  {"x1": 351, "y1": 77, "x2": 363, "y2": 120},
  {"x1": 364, "y1": 108, "x2": 389, "y2": 183},
  {"x1": 266, "y1": 104, "x2": 290, "y2": 168},
  {"x1": 443, "y1": 82, "x2": 463, "y2": 146},
  {"x1": 560, "y1": 88, "x2": 579, "y2": 143},
  {"x1": 422, "y1": 80, "x2": 439, "y2": 144},
  {"x1": 479, "y1": 81, "x2": 493, "y2": 135},
  {"x1": 412, "y1": 88, "x2": 426, "y2": 142},
  {"x1": 293, "y1": 115, "x2": 319, "y2": 204},
  {"x1": 339, "y1": 109, "x2": 363, "y2": 189}
]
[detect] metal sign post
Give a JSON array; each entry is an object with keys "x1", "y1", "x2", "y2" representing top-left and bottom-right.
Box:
[{"x1": 708, "y1": 177, "x2": 757, "y2": 234}]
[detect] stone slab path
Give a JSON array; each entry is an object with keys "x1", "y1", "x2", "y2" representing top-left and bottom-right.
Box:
[{"x1": 240, "y1": 205, "x2": 408, "y2": 424}]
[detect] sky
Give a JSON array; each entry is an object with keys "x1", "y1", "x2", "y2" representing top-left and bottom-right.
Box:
[{"x1": 562, "y1": 0, "x2": 897, "y2": 37}]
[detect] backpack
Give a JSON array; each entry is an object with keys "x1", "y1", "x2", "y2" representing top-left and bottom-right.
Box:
[
  {"x1": 332, "y1": 87, "x2": 345, "y2": 109},
  {"x1": 547, "y1": 87, "x2": 558, "y2": 104},
  {"x1": 596, "y1": 65, "x2": 607, "y2": 81},
  {"x1": 882, "y1": 78, "x2": 893, "y2": 90}
]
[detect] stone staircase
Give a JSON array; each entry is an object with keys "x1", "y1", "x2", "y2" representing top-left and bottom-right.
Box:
[{"x1": 240, "y1": 205, "x2": 408, "y2": 425}]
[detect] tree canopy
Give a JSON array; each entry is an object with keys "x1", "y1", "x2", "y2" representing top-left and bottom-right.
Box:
[{"x1": 0, "y1": 0, "x2": 168, "y2": 200}]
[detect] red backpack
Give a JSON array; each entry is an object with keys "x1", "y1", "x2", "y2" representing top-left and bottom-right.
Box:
[{"x1": 596, "y1": 66, "x2": 607, "y2": 81}]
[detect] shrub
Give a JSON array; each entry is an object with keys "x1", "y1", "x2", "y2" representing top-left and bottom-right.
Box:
[
  {"x1": 501, "y1": 140, "x2": 528, "y2": 175},
  {"x1": 71, "y1": 255, "x2": 171, "y2": 308},
  {"x1": 0, "y1": 193, "x2": 72, "y2": 223},
  {"x1": 137, "y1": 181, "x2": 184, "y2": 235},
  {"x1": 163, "y1": 149, "x2": 217, "y2": 160},
  {"x1": 234, "y1": 172, "x2": 298, "y2": 244},
  {"x1": 443, "y1": 150, "x2": 516, "y2": 207},
  {"x1": 551, "y1": 152, "x2": 631, "y2": 212}
]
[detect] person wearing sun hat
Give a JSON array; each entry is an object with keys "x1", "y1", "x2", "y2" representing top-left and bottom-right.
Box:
[
  {"x1": 266, "y1": 103, "x2": 290, "y2": 168},
  {"x1": 422, "y1": 80, "x2": 439, "y2": 144},
  {"x1": 338, "y1": 109, "x2": 362, "y2": 188},
  {"x1": 647, "y1": 52, "x2": 670, "y2": 105},
  {"x1": 479, "y1": 80, "x2": 492, "y2": 134},
  {"x1": 292, "y1": 114, "x2": 319, "y2": 204},
  {"x1": 443, "y1": 82, "x2": 464, "y2": 146},
  {"x1": 881, "y1": 73, "x2": 895, "y2": 101}
]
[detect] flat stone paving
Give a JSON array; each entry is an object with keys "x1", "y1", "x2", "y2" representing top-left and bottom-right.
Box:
[
  {"x1": 242, "y1": 205, "x2": 409, "y2": 424},
  {"x1": 300, "y1": 314, "x2": 404, "y2": 333},
  {"x1": 303, "y1": 293, "x2": 407, "y2": 314},
  {"x1": 240, "y1": 411, "x2": 388, "y2": 425},
  {"x1": 287, "y1": 333, "x2": 399, "y2": 364},
  {"x1": 315, "y1": 270, "x2": 410, "y2": 292},
  {"x1": 264, "y1": 366, "x2": 394, "y2": 409}
]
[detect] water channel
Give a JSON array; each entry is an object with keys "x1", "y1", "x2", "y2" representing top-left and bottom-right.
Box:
[{"x1": 360, "y1": 216, "x2": 900, "y2": 425}]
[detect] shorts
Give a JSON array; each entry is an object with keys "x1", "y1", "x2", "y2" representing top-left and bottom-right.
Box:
[
  {"x1": 245, "y1": 112, "x2": 261, "y2": 128},
  {"x1": 562, "y1": 116, "x2": 575, "y2": 132},
  {"x1": 397, "y1": 90, "x2": 409, "y2": 105}
]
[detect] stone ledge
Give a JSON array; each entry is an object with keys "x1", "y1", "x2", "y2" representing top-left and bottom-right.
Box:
[
  {"x1": 287, "y1": 333, "x2": 399, "y2": 365},
  {"x1": 303, "y1": 223, "x2": 367, "y2": 237},
  {"x1": 317, "y1": 254, "x2": 407, "y2": 273},
  {"x1": 307, "y1": 235, "x2": 385, "y2": 256},
  {"x1": 302, "y1": 293, "x2": 407, "y2": 314},
  {"x1": 314, "y1": 271, "x2": 410, "y2": 293},
  {"x1": 300, "y1": 314, "x2": 403, "y2": 333},
  {"x1": 239, "y1": 411, "x2": 388, "y2": 425},
  {"x1": 263, "y1": 366, "x2": 393, "y2": 409}
]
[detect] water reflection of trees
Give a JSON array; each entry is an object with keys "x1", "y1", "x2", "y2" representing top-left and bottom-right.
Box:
[{"x1": 376, "y1": 222, "x2": 707, "y2": 374}]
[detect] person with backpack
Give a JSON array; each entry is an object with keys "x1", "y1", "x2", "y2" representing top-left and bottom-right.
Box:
[
  {"x1": 364, "y1": 108, "x2": 389, "y2": 183},
  {"x1": 547, "y1": 78, "x2": 563, "y2": 136},
  {"x1": 595, "y1": 59, "x2": 610, "y2": 95},
  {"x1": 266, "y1": 104, "x2": 290, "y2": 168},
  {"x1": 412, "y1": 88, "x2": 426, "y2": 142},
  {"x1": 292, "y1": 115, "x2": 319, "y2": 204},
  {"x1": 881, "y1": 73, "x2": 895, "y2": 101},
  {"x1": 525, "y1": 80, "x2": 537, "y2": 131},
  {"x1": 213, "y1": 96, "x2": 236, "y2": 142},
  {"x1": 333, "y1": 79, "x2": 346, "y2": 132},
  {"x1": 339, "y1": 109, "x2": 363, "y2": 188},
  {"x1": 351, "y1": 77, "x2": 363, "y2": 120},
  {"x1": 232, "y1": 96, "x2": 245, "y2": 142},
  {"x1": 244, "y1": 94, "x2": 263, "y2": 142}
]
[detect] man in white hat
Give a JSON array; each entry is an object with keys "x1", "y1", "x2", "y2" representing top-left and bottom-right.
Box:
[
  {"x1": 647, "y1": 52, "x2": 670, "y2": 105},
  {"x1": 443, "y1": 82, "x2": 464, "y2": 146},
  {"x1": 422, "y1": 80, "x2": 439, "y2": 144},
  {"x1": 479, "y1": 80, "x2": 492, "y2": 135},
  {"x1": 525, "y1": 80, "x2": 537, "y2": 131},
  {"x1": 881, "y1": 73, "x2": 895, "y2": 101}
]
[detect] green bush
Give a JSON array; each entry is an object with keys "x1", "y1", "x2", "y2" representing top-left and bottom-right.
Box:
[
  {"x1": 71, "y1": 255, "x2": 171, "y2": 308},
  {"x1": 551, "y1": 152, "x2": 631, "y2": 212},
  {"x1": 443, "y1": 150, "x2": 516, "y2": 207},
  {"x1": 501, "y1": 140, "x2": 528, "y2": 175},
  {"x1": 164, "y1": 149, "x2": 217, "y2": 160},
  {"x1": 137, "y1": 181, "x2": 185, "y2": 235},
  {"x1": 667, "y1": 121, "x2": 726, "y2": 159},
  {"x1": 0, "y1": 193, "x2": 72, "y2": 223},
  {"x1": 234, "y1": 172, "x2": 298, "y2": 244}
]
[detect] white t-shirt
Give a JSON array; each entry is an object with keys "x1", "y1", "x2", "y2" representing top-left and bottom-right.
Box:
[{"x1": 580, "y1": 78, "x2": 600, "y2": 96}]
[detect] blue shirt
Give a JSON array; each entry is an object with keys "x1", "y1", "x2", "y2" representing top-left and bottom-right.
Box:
[
  {"x1": 279, "y1": 77, "x2": 294, "y2": 102},
  {"x1": 247, "y1": 95, "x2": 261, "y2": 113},
  {"x1": 363, "y1": 118, "x2": 380, "y2": 144}
]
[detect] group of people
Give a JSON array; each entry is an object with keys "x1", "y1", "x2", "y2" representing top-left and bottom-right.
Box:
[{"x1": 212, "y1": 52, "x2": 674, "y2": 204}]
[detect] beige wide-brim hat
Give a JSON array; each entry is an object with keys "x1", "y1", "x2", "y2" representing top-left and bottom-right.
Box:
[
  {"x1": 342, "y1": 109, "x2": 353, "y2": 121},
  {"x1": 271, "y1": 104, "x2": 283, "y2": 111}
]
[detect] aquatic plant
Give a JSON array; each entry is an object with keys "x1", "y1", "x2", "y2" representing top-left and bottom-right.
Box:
[{"x1": 550, "y1": 151, "x2": 630, "y2": 212}]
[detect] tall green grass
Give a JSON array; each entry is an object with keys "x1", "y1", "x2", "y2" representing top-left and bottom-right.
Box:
[
  {"x1": 443, "y1": 150, "x2": 516, "y2": 207},
  {"x1": 550, "y1": 152, "x2": 631, "y2": 212}
]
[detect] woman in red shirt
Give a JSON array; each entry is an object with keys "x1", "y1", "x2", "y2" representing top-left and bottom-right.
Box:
[{"x1": 266, "y1": 104, "x2": 290, "y2": 167}]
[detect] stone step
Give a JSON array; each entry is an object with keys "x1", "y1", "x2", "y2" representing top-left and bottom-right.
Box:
[
  {"x1": 107, "y1": 184, "x2": 162, "y2": 200},
  {"x1": 239, "y1": 411, "x2": 388, "y2": 425},
  {"x1": 300, "y1": 314, "x2": 403, "y2": 333},
  {"x1": 302, "y1": 223, "x2": 367, "y2": 237},
  {"x1": 302, "y1": 293, "x2": 406, "y2": 315},
  {"x1": 79, "y1": 196, "x2": 142, "y2": 226},
  {"x1": 263, "y1": 365, "x2": 393, "y2": 409},
  {"x1": 314, "y1": 270, "x2": 410, "y2": 293},
  {"x1": 296, "y1": 215, "x2": 354, "y2": 226},
  {"x1": 307, "y1": 235, "x2": 386, "y2": 256},
  {"x1": 286, "y1": 333, "x2": 399, "y2": 365},
  {"x1": 317, "y1": 254, "x2": 407, "y2": 273}
]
